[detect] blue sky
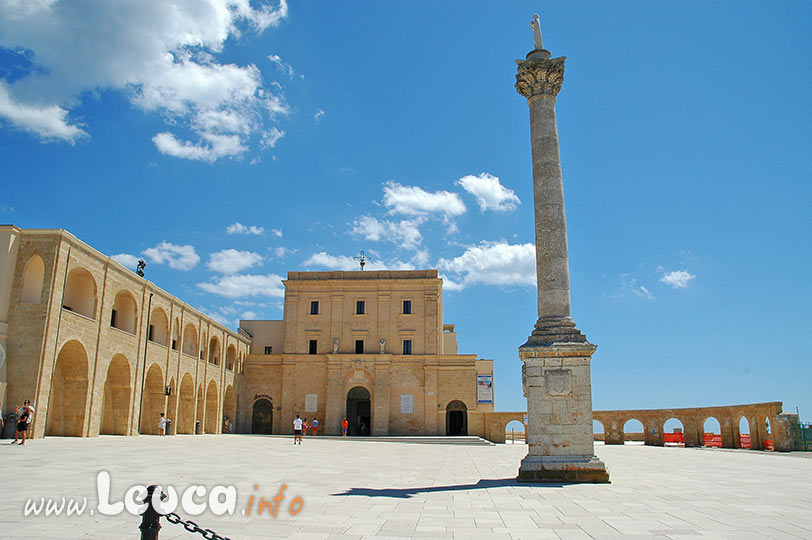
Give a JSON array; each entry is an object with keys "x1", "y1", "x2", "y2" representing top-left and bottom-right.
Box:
[{"x1": 1, "y1": 1, "x2": 810, "y2": 419}]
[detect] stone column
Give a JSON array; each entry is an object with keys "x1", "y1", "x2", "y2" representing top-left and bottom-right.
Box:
[{"x1": 515, "y1": 29, "x2": 609, "y2": 483}]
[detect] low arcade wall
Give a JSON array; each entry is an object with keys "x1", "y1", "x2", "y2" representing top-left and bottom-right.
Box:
[{"x1": 488, "y1": 402, "x2": 799, "y2": 451}]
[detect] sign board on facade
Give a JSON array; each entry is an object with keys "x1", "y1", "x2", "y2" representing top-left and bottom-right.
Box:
[
  {"x1": 305, "y1": 393, "x2": 318, "y2": 412},
  {"x1": 400, "y1": 394, "x2": 414, "y2": 414},
  {"x1": 477, "y1": 374, "x2": 493, "y2": 404}
]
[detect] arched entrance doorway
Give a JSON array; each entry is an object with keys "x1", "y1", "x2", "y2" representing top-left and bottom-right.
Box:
[
  {"x1": 204, "y1": 380, "x2": 219, "y2": 434},
  {"x1": 446, "y1": 400, "x2": 467, "y2": 436},
  {"x1": 346, "y1": 386, "x2": 371, "y2": 436},
  {"x1": 224, "y1": 385, "x2": 235, "y2": 433},
  {"x1": 100, "y1": 354, "x2": 131, "y2": 435},
  {"x1": 166, "y1": 377, "x2": 177, "y2": 435},
  {"x1": 178, "y1": 374, "x2": 195, "y2": 434},
  {"x1": 47, "y1": 340, "x2": 90, "y2": 436},
  {"x1": 139, "y1": 364, "x2": 164, "y2": 435},
  {"x1": 251, "y1": 398, "x2": 273, "y2": 434},
  {"x1": 195, "y1": 384, "x2": 204, "y2": 433}
]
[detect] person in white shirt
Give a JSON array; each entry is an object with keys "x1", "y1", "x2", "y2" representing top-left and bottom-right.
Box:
[
  {"x1": 158, "y1": 413, "x2": 166, "y2": 436},
  {"x1": 292, "y1": 415, "x2": 303, "y2": 445}
]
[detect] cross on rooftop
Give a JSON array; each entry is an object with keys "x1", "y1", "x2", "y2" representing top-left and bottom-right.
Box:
[{"x1": 353, "y1": 250, "x2": 369, "y2": 270}]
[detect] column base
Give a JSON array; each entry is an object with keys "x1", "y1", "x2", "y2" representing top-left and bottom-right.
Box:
[
  {"x1": 524, "y1": 316, "x2": 588, "y2": 347},
  {"x1": 517, "y1": 454, "x2": 610, "y2": 484}
]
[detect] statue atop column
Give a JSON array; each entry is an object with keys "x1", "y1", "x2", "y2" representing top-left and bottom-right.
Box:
[{"x1": 530, "y1": 14, "x2": 544, "y2": 50}]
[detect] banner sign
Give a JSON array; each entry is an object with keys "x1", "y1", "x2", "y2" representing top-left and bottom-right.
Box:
[{"x1": 477, "y1": 375, "x2": 493, "y2": 404}]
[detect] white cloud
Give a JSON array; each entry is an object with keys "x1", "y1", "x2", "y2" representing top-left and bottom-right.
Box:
[
  {"x1": 142, "y1": 241, "x2": 200, "y2": 271},
  {"x1": 111, "y1": 253, "x2": 139, "y2": 270},
  {"x1": 438, "y1": 242, "x2": 536, "y2": 289},
  {"x1": 241, "y1": 310, "x2": 258, "y2": 320},
  {"x1": 314, "y1": 108, "x2": 324, "y2": 121},
  {"x1": 196, "y1": 306, "x2": 233, "y2": 327},
  {"x1": 207, "y1": 249, "x2": 263, "y2": 274},
  {"x1": 383, "y1": 181, "x2": 466, "y2": 218},
  {"x1": 614, "y1": 274, "x2": 654, "y2": 300},
  {"x1": 351, "y1": 215, "x2": 424, "y2": 250},
  {"x1": 227, "y1": 222, "x2": 264, "y2": 235},
  {"x1": 272, "y1": 246, "x2": 288, "y2": 258},
  {"x1": 267, "y1": 53, "x2": 294, "y2": 78},
  {"x1": 0, "y1": 0, "x2": 289, "y2": 161},
  {"x1": 260, "y1": 126, "x2": 285, "y2": 148},
  {"x1": 303, "y1": 252, "x2": 415, "y2": 272},
  {"x1": 198, "y1": 273, "x2": 284, "y2": 299},
  {"x1": 271, "y1": 228, "x2": 282, "y2": 237},
  {"x1": 456, "y1": 173, "x2": 520, "y2": 212},
  {"x1": 660, "y1": 269, "x2": 696, "y2": 288},
  {"x1": 0, "y1": 82, "x2": 86, "y2": 143},
  {"x1": 152, "y1": 131, "x2": 246, "y2": 162}
]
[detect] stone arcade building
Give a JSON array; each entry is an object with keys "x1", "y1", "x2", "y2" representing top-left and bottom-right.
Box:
[
  {"x1": 0, "y1": 226, "x2": 494, "y2": 438},
  {"x1": 0, "y1": 226, "x2": 249, "y2": 438}
]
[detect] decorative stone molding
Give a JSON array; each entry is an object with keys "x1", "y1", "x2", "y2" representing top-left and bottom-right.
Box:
[{"x1": 515, "y1": 56, "x2": 566, "y2": 99}]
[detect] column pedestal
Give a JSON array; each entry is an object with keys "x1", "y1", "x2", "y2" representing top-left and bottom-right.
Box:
[{"x1": 518, "y1": 341, "x2": 609, "y2": 483}]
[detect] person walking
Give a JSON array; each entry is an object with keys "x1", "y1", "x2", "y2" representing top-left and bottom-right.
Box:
[
  {"x1": 341, "y1": 417, "x2": 349, "y2": 437},
  {"x1": 302, "y1": 418, "x2": 309, "y2": 437},
  {"x1": 293, "y1": 415, "x2": 303, "y2": 445},
  {"x1": 158, "y1": 413, "x2": 166, "y2": 436},
  {"x1": 311, "y1": 417, "x2": 318, "y2": 436}
]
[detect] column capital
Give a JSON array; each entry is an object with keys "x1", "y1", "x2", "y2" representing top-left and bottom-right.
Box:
[{"x1": 515, "y1": 56, "x2": 566, "y2": 100}]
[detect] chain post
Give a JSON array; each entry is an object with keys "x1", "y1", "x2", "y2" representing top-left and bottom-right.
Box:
[{"x1": 140, "y1": 485, "x2": 164, "y2": 540}]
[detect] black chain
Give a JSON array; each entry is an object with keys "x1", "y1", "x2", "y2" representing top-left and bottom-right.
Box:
[{"x1": 164, "y1": 512, "x2": 232, "y2": 540}]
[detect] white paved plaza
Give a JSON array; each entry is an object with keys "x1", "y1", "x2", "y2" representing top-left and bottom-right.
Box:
[{"x1": 0, "y1": 435, "x2": 810, "y2": 540}]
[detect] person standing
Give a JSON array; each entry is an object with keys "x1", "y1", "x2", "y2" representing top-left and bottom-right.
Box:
[
  {"x1": 311, "y1": 417, "x2": 318, "y2": 436},
  {"x1": 302, "y1": 418, "x2": 309, "y2": 437},
  {"x1": 158, "y1": 413, "x2": 166, "y2": 436},
  {"x1": 0, "y1": 401, "x2": 4, "y2": 433},
  {"x1": 13, "y1": 401, "x2": 33, "y2": 445},
  {"x1": 341, "y1": 417, "x2": 349, "y2": 437},
  {"x1": 293, "y1": 415, "x2": 303, "y2": 445}
]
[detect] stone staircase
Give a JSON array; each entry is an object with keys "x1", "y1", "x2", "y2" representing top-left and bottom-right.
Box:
[
  {"x1": 348, "y1": 436, "x2": 495, "y2": 446},
  {"x1": 256, "y1": 434, "x2": 495, "y2": 446}
]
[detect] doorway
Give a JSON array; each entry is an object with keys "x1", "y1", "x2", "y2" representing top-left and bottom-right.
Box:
[
  {"x1": 446, "y1": 400, "x2": 468, "y2": 436},
  {"x1": 252, "y1": 398, "x2": 273, "y2": 434},
  {"x1": 346, "y1": 386, "x2": 371, "y2": 436}
]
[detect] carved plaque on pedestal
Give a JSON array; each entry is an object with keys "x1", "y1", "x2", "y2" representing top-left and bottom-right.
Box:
[{"x1": 545, "y1": 369, "x2": 572, "y2": 396}]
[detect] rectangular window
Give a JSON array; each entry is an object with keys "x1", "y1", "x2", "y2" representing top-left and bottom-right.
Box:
[
  {"x1": 310, "y1": 301, "x2": 319, "y2": 315},
  {"x1": 402, "y1": 300, "x2": 412, "y2": 314},
  {"x1": 148, "y1": 324, "x2": 154, "y2": 342},
  {"x1": 356, "y1": 300, "x2": 365, "y2": 314},
  {"x1": 309, "y1": 339, "x2": 318, "y2": 354},
  {"x1": 355, "y1": 340, "x2": 364, "y2": 354},
  {"x1": 110, "y1": 309, "x2": 117, "y2": 327},
  {"x1": 264, "y1": 346, "x2": 272, "y2": 354},
  {"x1": 402, "y1": 339, "x2": 412, "y2": 355}
]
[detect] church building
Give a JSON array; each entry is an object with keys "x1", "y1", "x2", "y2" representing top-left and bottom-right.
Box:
[{"x1": 239, "y1": 270, "x2": 495, "y2": 436}]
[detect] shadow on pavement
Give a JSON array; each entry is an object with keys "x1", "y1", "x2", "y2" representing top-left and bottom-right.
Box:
[{"x1": 332, "y1": 477, "x2": 563, "y2": 498}]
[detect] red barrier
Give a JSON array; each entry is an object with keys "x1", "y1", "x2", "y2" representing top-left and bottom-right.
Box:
[
  {"x1": 764, "y1": 439, "x2": 774, "y2": 451},
  {"x1": 739, "y1": 434, "x2": 751, "y2": 448},
  {"x1": 664, "y1": 432, "x2": 684, "y2": 445},
  {"x1": 703, "y1": 433, "x2": 722, "y2": 447}
]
